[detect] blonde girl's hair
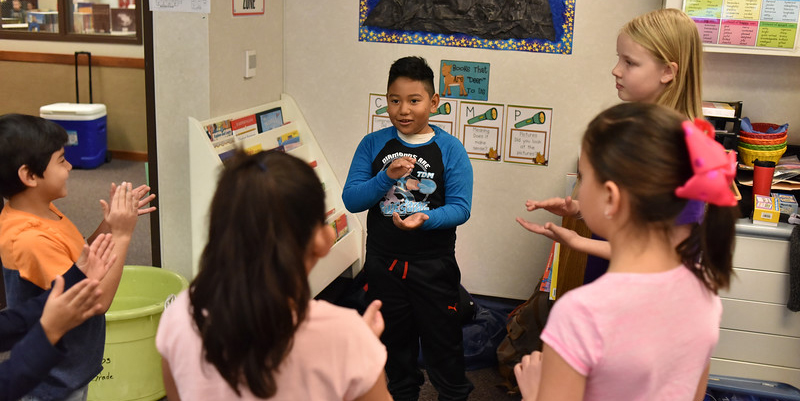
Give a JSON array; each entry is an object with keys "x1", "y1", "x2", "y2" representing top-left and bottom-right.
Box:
[{"x1": 622, "y1": 8, "x2": 703, "y2": 120}]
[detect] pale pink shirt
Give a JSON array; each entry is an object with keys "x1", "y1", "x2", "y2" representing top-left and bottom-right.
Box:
[
  {"x1": 156, "y1": 292, "x2": 387, "y2": 401},
  {"x1": 541, "y1": 265, "x2": 721, "y2": 400}
]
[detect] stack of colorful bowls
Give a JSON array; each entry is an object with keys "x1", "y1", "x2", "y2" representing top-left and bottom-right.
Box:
[{"x1": 738, "y1": 123, "x2": 788, "y2": 167}]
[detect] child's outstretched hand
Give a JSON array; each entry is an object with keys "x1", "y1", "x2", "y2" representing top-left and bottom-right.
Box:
[
  {"x1": 108, "y1": 182, "x2": 157, "y2": 216},
  {"x1": 514, "y1": 351, "x2": 543, "y2": 401},
  {"x1": 386, "y1": 156, "x2": 416, "y2": 180},
  {"x1": 100, "y1": 182, "x2": 138, "y2": 237},
  {"x1": 515, "y1": 220, "x2": 581, "y2": 246},
  {"x1": 40, "y1": 276, "x2": 103, "y2": 345},
  {"x1": 76, "y1": 233, "x2": 116, "y2": 281},
  {"x1": 392, "y1": 212, "x2": 429, "y2": 230},
  {"x1": 525, "y1": 196, "x2": 579, "y2": 217},
  {"x1": 362, "y1": 300, "x2": 384, "y2": 338}
]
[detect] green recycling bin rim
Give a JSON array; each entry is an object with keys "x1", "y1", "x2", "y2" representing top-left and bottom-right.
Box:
[{"x1": 105, "y1": 265, "x2": 189, "y2": 322}]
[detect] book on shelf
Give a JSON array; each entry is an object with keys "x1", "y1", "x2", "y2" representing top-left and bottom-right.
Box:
[
  {"x1": 91, "y1": 4, "x2": 110, "y2": 33},
  {"x1": 702, "y1": 101, "x2": 737, "y2": 118},
  {"x1": 231, "y1": 114, "x2": 258, "y2": 141}
]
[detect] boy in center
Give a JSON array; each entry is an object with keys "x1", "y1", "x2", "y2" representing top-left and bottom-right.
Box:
[{"x1": 343, "y1": 56, "x2": 474, "y2": 401}]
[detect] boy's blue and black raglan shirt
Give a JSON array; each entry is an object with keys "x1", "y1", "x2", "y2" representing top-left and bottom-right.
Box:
[{"x1": 343, "y1": 126, "x2": 473, "y2": 260}]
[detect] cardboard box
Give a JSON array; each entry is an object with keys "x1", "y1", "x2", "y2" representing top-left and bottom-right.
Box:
[
  {"x1": 753, "y1": 194, "x2": 780, "y2": 226},
  {"x1": 773, "y1": 193, "x2": 798, "y2": 215}
]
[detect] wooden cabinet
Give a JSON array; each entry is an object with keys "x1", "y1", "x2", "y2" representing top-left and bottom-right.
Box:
[{"x1": 710, "y1": 231, "x2": 800, "y2": 387}]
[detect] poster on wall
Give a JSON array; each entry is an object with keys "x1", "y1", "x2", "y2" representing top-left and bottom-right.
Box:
[
  {"x1": 367, "y1": 93, "x2": 459, "y2": 137},
  {"x1": 358, "y1": 0, "x2": 575, "y2": 54},
  {"x1": 504, "y1": 105, "x2": 552, "y2": 166},
  {"x1": 367, "y1": 93, "x2": 394, "y2": 134},
  {"x1": 429, "y1": 99, "x2": 459, "y2": 138},
  {"x1": 439, "y1": 60, "x2": 490, "y2": 101},
  {"x1": 232, "y1": 0, "x2": 264, "y2": 15},
  {"x1": 680, "y1": 0, "x2": 799, "y2": 50},
  {"x1": 458, "y1": 101, "x2": 504, "y2": 161}
]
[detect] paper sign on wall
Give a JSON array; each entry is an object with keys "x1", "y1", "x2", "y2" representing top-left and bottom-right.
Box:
[
  {"x1": 439, "y1": 60, "x2": 490, "y2": 101},
  {"x1": 505, "y1": 105, "x2": 552, "y2": 166},
  {"x1": 459, "y1": 101, "x2": 504, "y2": 162}
]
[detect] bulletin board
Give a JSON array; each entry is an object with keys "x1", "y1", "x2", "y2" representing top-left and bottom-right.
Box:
[
  {"x1": 664, "y1": 0, "x2": 800, "y2": 56},
  {"x1": 358, "y1": 0, "x2": 575, "y2": 54}
]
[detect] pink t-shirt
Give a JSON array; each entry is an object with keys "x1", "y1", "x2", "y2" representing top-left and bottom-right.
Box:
[
  {"x1": 156, "y1": 292, "x2": 387, "y2": 401},
  {"x1": 541, "y1": 265, "x2": 721, "y2": 400}
]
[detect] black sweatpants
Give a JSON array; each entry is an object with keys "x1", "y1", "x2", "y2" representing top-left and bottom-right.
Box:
[{"x1": 364, "y1": 253, "x2": 474, "y2": 401}]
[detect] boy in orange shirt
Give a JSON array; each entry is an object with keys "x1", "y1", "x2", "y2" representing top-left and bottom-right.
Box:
[{"x1": 0, "y1": 113, "x2": 155, "y2": 401}]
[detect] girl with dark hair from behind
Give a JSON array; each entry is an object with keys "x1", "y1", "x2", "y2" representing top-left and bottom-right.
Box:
[
  {"x1": 156, "y1": 149, "x2": 391, "y2": 401},
  {"x1": 514, "y1": 102, "x2": 738, "y2": 400}
]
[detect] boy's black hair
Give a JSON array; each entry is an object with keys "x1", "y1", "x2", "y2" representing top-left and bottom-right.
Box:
[
  {"x1": 0, "y1": 114, "x2": 68, "y2": 199},
  {"x1": 387, "y1": 56, "x2": 436, "y2": 97}
]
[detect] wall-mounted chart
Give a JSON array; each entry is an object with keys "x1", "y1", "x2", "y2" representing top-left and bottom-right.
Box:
[
  {"x1": 505, "y1": 105, "x2": 552, "y2": 166},
  {"x1": 459, "y1": 101, "x2": 504, "y2": 161}
]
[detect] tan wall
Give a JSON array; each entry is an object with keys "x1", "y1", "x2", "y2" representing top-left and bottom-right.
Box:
[{"x1": 0, "y1": 60, "x2": 147, "y2": 155}]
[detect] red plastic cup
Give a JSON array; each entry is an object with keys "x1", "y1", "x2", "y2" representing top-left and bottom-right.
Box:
[{"x1": 752, "y1": 159, "x2": 776, "y2": 197}]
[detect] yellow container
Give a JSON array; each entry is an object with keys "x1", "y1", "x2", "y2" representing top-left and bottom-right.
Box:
[
  {"x1": 737, "y1": 146, "x2": 786, "y2": 167},
  {"x1": 88, "y1": 266, "x2": 188, "y2": 401}
]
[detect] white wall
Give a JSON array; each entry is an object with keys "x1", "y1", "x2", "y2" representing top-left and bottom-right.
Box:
[
  {"x1": 152, "y1": 0, "x2": 283, "y2": 280},
  {"x1": 284, "y1": 0, "x2": 660, "y2": 299}
]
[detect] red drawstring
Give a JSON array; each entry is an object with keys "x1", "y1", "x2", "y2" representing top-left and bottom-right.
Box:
[
  {"x1": 389, "y1": 260, "x2": 397, "y2": 271},
  {"x1": 402, "y1": 261, "x2": 408, "y2": 279}
]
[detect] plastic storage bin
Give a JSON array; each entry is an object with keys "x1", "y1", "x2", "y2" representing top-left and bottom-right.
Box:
[
  {"x1": 704, "y1": 375, "x2": 800, "y2": 401},
  {"x1": 40, "y1": 103, "x2": 107, "y2": 169},
  {"x1": 88, "y1": 266, "x2": 188, "y2": 401}
]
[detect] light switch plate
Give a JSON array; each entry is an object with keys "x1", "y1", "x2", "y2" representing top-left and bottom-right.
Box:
[{"x1": 245, "y1": 50, "x2": 256, "y2": 78}]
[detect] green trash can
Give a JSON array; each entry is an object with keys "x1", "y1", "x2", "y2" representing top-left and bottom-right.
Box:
[{"x1": 88, "y1": 266, "x2": 189, "y2": 401}]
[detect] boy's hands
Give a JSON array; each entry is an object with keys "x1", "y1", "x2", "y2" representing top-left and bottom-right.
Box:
[
  {"x1": 514, "y1": 351, "x2": 543, "y2": 401},
  {"x1": 362, "y1": 300, "x2": 385, "y2": 338},
  {"x1": 386, "y1": 156, "x2": 416, "y2": 180},
  {"x1": 40, "y1": 276, "x2": 103, "y2": 345},
  {"x1": 392, "y1": 212, "x2": 428, "y2": 230},
  {"x1": 108, "y1": 183, "x2": 157, "y2": 216},
  {"x1": 76, "y1": 233, "x2": 116, "y2": 282},
  {"x1": 100, "y1": 182, "x2": 138, "y2": 238}
]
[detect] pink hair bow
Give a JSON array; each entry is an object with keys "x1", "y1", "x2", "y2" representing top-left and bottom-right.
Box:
[{"x1": 674, "y1": 119, "x2": 737, "y2": 207}]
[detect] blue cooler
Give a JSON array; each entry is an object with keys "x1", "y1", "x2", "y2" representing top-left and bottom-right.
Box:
[
  {"x1": 40, "y1": 103, "x2": 107, "y2": 169},
  {"x1": 704, "y1": 375, "x2": 800, "y2": 401}
]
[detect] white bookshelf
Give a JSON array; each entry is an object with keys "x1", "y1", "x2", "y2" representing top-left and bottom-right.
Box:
[{"x1": 188, "y1": 93, "x2": 364, "y2": 296}]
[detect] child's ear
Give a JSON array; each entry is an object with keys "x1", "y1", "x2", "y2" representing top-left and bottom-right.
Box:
[
  {"x1": 17, "y1": 165, "x2": 37, "y2": 188},
  {"x1": 603, "y1": 180, "x2": 622, "y2": 219},
  {"x1": 660, "y1": 61, "x2": 678, "y2": 84},
  {"x1": 430, "y1": 93, "x2": 440, "y2": 112}
]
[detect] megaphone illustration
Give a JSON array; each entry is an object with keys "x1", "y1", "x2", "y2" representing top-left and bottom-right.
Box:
[
  {"x1": 430, "y1": 103, "x2": 452, "y2": 117},
  {"x1": 467, "y1": 107, "x2": 498, "y2": 124},
  {"x1": 375, "y1": 106, "x2": 388, "y2": 115},
  {"x1": 514, "y1": 111, "x2": 546, "y2": 128}
]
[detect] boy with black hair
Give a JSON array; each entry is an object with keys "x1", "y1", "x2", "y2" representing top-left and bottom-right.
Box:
[
  {"x1": 343, "y1": 56, "x2": 474, "y2": 401},
  {"x1": 0, "y1": 113, "x2": 154, "y2": 401}
]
